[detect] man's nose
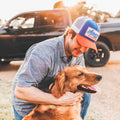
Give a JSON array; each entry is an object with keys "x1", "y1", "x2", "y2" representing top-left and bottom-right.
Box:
[{"x1": 80, "y1": 46, "x2": 88, "y2": 52}]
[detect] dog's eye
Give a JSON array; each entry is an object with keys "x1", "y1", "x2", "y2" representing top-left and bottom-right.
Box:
[{"x1": 78, "y1": 73, "x2": 84, "y2": 76}]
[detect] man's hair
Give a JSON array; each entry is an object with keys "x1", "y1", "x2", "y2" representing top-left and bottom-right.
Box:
[{"x1": 64, "y1": 27, "x2": 76, "y2": 39}]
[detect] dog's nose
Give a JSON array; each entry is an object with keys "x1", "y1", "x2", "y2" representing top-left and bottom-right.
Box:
[{"x1": 96, "y1": 75, "x2": 102, "y2": 81}]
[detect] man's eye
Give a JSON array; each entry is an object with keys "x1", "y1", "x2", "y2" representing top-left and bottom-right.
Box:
[{"x1": 78, "y1": 73, "x2": 84, "y2": 76}]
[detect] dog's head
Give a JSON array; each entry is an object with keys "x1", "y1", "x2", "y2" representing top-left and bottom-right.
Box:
[{"x1": 51, "y1": 65, "x2": 102, "y2": 98}]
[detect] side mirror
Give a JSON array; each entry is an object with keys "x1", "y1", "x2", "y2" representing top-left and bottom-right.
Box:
[
  {"x1": 8, "y1": 26, "x2": 13, "y2": 29},
  {"x1": 4, "y1": 24, "x2": 14, "y2": 33}
]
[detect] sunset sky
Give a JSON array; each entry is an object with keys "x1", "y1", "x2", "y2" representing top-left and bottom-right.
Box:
[{"x1": 0, "y1": 0, "x2": 119, "y2": 20}]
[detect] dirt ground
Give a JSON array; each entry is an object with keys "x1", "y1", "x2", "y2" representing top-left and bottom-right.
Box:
[
  {"x1": 0, "y1": 51, "x2": 120, "y2": 120},
  {"x1": 86, "y1": 51, "x2": 120, "y2": 120}
]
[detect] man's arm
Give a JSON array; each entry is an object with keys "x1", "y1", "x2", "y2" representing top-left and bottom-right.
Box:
[{"x1": 15, "y1": 86, "x2": 81, "y2": 106}]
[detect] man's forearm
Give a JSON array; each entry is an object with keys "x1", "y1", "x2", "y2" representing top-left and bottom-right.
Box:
[
  {"x1": 15, "y1": 86, "x2": 57, "y2": 104},
  {"x1": 15, "y1": 86, "x2": 81, "y2": 106}
]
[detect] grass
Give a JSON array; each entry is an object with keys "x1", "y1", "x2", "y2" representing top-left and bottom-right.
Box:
[
  {"x1": 86, "y1": 106, "x2": 106, "y2": 120},
  {"x1": 0, "y1": 79, "x2": 14, "y2": 120},
  {"x1": 0, "y1": 78, "x2": 104, "y2": 120}
]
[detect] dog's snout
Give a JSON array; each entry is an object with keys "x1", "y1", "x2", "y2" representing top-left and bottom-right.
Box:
[{"x1": 96, "y1": 75, "x2": 102, "y2": 81}]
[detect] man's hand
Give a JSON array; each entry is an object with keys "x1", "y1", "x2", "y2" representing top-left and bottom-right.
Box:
[{"x1": 56, "y1": 92, "x2": 82, "y2": 106}]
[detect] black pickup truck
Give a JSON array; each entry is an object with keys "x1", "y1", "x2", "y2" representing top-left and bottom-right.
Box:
[
  {"x1": 0, "y1": 9, "x2": 72, "y2": 64},
  {"x1": 0, "y1": 9, "x2": 119, "y2": 67}
]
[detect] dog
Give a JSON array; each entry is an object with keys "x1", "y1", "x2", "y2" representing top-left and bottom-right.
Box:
[{"x1": 23, "y1": 65, "x2": 102, "y2": 120}]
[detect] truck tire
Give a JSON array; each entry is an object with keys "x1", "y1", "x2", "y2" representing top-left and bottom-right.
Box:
[{"x1": 84, "y1": 41, "x2": 110, "y2": 67}]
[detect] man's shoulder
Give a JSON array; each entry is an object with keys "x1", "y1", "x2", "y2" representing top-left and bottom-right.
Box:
[
  {"x1": 34, "y1": 36, "x2": 63, "y2": 53},
  {"x1": 27, "y1": 36, "x2": 63, "y2": 59},
  {"x1": 40, "y1": 35, "x2": 63, "y2": 45},
  {"x1": 37, "y1": 36, "x2": 62, "y2": 49}
]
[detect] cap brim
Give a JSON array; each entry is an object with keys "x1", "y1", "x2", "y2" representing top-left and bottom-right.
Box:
[{"x1": 76, "y1": 33, "x2": 97, "y2": 52}]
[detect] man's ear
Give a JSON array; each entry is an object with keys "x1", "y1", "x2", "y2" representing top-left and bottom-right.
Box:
[
  {"x1": 68, "y1": 28, "x2": 73, "y2": 34},
  {"x1": 68, "y1": 29, "x2": 73, "y2": 38},
  {"x1": 51, "y1": 71, "x2": 65, "y2": 98}
]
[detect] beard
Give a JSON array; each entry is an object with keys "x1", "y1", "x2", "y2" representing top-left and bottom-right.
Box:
[
  {"x1": 66, "y1": 38, "x2": 82, "y2": 57},
  {"x1": 72, "y1": 48, "x2": 82, "y2": 57}
]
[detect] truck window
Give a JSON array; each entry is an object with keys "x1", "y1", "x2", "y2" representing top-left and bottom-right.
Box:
[
  {"x1": 9, "y1": 17, "x2": 25, "y2": 29},
  {"x1": 37, "y1": 11, "x2": 64, "y2": 27},
  {"x1": 9, "y1": 16, "x2": 35, "y2": 29},
  {"x1": 21, "y1": 18, "x2": 35, "y2": 28}
]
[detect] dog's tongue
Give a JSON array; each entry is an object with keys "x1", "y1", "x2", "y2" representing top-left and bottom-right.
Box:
[{"x1": 88, "y1": 85, "x2": 101, "y2": 93}]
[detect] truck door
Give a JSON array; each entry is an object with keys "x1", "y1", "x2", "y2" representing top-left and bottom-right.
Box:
[{"x1": 6, "y1": 13, "x2": 39, "y2": 57}]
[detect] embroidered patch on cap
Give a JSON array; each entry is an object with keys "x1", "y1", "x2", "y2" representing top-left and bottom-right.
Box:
[{"x1": 85, "y1": 27, "x2": 100, "y2": 41}]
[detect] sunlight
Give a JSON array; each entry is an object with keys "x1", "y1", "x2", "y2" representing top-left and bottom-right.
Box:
[
  {"x1": 63, "y1": 0, "x2": 81, "y2": 7},
  {"x1": 0, "y1": 0, "x2": 119, "y2": 20},
  {"x1": 63, "y1": 0, "x2": 119, "y2": 16}
]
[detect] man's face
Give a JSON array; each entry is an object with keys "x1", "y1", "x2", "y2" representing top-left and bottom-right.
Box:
[{"x1": 67, "y1": 35, "x2": 89, "y2": 57}]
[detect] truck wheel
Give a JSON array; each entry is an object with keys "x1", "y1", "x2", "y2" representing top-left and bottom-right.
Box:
[{"x1": 84, "y1": 41, "x2": 110, "y2": 67}]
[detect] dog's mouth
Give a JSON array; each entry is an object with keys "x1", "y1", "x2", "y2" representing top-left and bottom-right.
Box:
[{"x1": 77, "y1": 85, "x2": 98, "y2": 93}]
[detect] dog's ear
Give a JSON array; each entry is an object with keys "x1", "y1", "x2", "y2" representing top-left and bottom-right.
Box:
[{"x1": 51, "y1": 71, "x2": 66, "y2": 98}]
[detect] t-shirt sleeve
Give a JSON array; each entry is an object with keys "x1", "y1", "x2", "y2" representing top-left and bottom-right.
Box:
[{"x1": 16, "y1": 53, "x2": 48, "y2": 87}]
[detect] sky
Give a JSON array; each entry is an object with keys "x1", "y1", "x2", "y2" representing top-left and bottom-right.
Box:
[{"x1": 0, "y1": 0, "x2": 120, "y2": 21}]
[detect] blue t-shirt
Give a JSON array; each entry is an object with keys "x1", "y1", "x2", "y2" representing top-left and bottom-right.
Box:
[{"x1": 11, "y1": 35, "x2": 85, "y2": 117}]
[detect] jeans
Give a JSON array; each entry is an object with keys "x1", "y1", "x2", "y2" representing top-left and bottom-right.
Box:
[
  {"x1": 81, "y1": 93, "x2": 91, "y2": 120},
  {"x1": 13, "y1": 106, "x2": 23, "y2": 120},
  {"x1": 13, "y1": 93, "x2": 91, "y2": 120}
]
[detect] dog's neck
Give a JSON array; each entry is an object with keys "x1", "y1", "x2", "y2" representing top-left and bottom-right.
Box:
[
  {"x1": 50, "y1": 82, "x2": 83, "y2": 102},
  {"x1": 47, "y1": 77, "x2": 83, "y2": 103}
]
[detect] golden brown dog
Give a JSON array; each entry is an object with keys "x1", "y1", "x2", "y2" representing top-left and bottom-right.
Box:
[{"x1": 23, "y1": 65, "x2": 102, "y2": 120}]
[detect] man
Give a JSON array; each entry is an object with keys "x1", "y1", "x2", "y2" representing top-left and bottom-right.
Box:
[{"x1": 12, "y1": 17, "x2": 100, "y2": 120}]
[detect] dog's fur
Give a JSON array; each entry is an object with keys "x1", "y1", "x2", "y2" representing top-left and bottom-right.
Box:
[{"x1": 23, "y1": 65, "x2": 102, "y2": 120}]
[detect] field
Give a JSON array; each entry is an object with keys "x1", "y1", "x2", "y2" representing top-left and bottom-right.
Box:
[
  {"x1": 0, "y1": 51, "x2": 120, "y2": 120},
  {"x1": 0, "y1": 80, "x2": 14, "y2": 120}
]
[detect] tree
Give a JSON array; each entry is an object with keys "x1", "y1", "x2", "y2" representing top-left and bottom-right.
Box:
[
  {"x1": 115, "y1": 10, "x2": 120, "y2": 18},
  {"x1": 53, "y1": 1, "x2": 112, "y2": 23},
  {"x1": 53, "y1": 1, "x2": 65, "y2": 8}
]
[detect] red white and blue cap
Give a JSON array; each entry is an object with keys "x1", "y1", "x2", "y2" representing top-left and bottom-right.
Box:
[{"x1": 71, "y1": 17, "x2": 100, "y2": 52}]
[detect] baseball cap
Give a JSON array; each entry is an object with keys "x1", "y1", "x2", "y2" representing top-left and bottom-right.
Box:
[{"x1": 71, "y1": 17, "x2": 100, "y2": 52}]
